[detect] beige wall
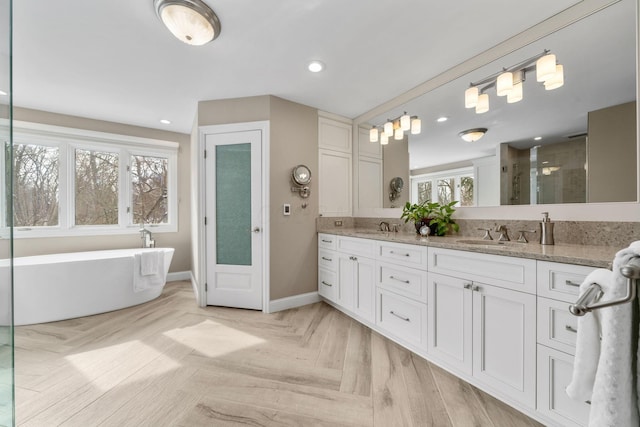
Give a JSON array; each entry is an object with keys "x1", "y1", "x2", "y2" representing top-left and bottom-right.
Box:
[
  {"x1": 269, "y1": 96, "x2": 318, "y2": 300},
  {"x1": 587, "y1": 101, "x2": 637, "y2": 202},
  {"x1": 12, "y1": 107, "x2": 192, "y2": 273},
  {"x1": 196, "y1": 95, "x2": 318, "y2": 301},
  {"x1": 383, "y1": 136, "x2": 409, "y2": 208}
]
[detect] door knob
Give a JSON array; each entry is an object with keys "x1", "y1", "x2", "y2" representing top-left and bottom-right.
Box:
[{"x1": 253, "y1": 227, "x2": 261, "y2": 233}]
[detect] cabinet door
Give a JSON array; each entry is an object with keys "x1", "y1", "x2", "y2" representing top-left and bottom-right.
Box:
[
  {"x1": 537, "y1": 345, "x2": 590, "y2": 427},
  {"x1": 337, "y1": 253, "x2": 356, "y2": 311},
  {"x1": 472, "y1": 283, "x2": 536, "y2": 408},
  {"x1": 319, "y1": 149, "x2": 352, "y2": 216},
  {"x1": 319, "y1": 117, "x2": 352, "y2": 153},
  {"x1": 354, "y1": 256, "x2": 375, "y2": 323},
  {"x1": 427, "y1": 273, "x2": 473, "y2": 375}
]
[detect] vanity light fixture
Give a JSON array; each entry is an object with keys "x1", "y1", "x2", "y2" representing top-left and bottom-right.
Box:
[
  {"x1": 458, "y1": 128, "x2": 488, "y2": 142},
  {"x1": 154, "y1": 0, "x2": 221, "y2": 46},
  {"x1": 369, "y1": 112, "x2": 421, "y2": 144},
  {"x1": 464, "y1": 50, "x2": 564, "y2": 114}
]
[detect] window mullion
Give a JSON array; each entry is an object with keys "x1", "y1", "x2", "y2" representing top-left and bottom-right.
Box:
[
  {"x1": 60, "y1": 143, "x2": 71, "y2": 230},
  {"x1": 120, "y1": 149, "x2": 130, "y2": 229}
]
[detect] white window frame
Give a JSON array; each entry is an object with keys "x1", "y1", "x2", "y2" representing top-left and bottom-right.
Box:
[
  {"x1": 8, "y1": 121, "x2": 178, "y2": 238},
  {"x1": 410, "y1": 167, "x2": 475, "y2": 207}
]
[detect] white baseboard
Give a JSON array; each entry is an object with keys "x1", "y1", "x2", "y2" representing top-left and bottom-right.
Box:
[
  {"x1": 268, "y1": 291, "x2": 321, "y2": 313},
  {"x1": 167, "y1": 271, "x2": 191, "y2": 282}
]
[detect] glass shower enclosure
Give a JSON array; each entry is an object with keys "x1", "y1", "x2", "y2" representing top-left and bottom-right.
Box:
[{"x1": 0, "y1": 0, "x2": 13, "y2": 425}]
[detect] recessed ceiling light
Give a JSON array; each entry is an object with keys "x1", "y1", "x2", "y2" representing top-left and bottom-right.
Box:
[
  {"x1": 308, "y1": 60, "x2": 325, "y2": 73},
  {"x1": 436, "y1": 117, "x2": 448, "y2": 123},
  {"x1": 160, "y1": 119, "x2": 171, "y2": 125},
  {"x1": 534, "y1": 136, "x2": 542, "y2": 140}
]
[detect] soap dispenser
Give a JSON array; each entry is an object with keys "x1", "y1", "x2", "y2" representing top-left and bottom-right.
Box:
[{"x1": 540, "y1": 212, "x2": 554, "y2": 245}]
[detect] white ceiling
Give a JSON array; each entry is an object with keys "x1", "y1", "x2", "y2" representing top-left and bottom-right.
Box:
[{"x1": 12, "y1": 0, "x2": 581, "y2": 134}]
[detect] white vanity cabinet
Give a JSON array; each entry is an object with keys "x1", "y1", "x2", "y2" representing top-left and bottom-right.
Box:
[
  {"x1": 318, "y1": 115, "x2": 352, "y2": 217},
  {"x1": 536, "y1": 261, "x2": 594, "y2": 427},
  {"x1": 337, "y1": 252, "x2": 376, "y2": 323},
  {"x1": 317, "y1": 234, "x2": 338, "y2": 302},
  {"x1": 428, "y1": 248, "x2": 537, "y2": 408}
]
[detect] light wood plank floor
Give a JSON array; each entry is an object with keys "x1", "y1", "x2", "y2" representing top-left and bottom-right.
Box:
[{"x1": 14, "y1": 282, "x2": 544, "y2": 426}]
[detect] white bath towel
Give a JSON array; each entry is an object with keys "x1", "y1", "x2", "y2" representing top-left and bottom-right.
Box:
[
  {"x1": 133, "y1": 251, "x2": 165, "y2": 292},
  {"x1": 568, "y1": 243, "x2": 640, "y2": 427},
  {"x1": 140, "y1": 251, "x2": 161, "y2": 276},
  {"x1": 566, "y1": 268, "x2": 609, "y2": 403}
]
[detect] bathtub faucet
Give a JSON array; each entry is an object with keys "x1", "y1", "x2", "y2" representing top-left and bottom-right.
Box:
[{"x1": 139, "y1": 223, "x2": 156, "y2": 248}]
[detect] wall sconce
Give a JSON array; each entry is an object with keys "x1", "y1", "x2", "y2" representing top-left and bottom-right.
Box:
[
  {"x1": 369, "y1": 112, "x2": 421, "y2": 144},
  {"x1": 389, "y1": 177, "x2": 404, "y2": 207},
  {"x1": 464, "y1": 50, "x2": 564, "y2": 114},
  {"x1": 291, "y1": 165, "x2": 311, "y2": 199}
]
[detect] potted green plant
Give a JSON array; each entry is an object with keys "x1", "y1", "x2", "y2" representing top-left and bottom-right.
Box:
[{"x1": 401, "y1": 201, "x2": 460, "y2": 236}]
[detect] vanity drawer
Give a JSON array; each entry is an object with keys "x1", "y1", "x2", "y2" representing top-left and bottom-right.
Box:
[
  {"x1": 537, "y1": 261, "x2": 595, "y2": 303},
  {"x1": 318, "y1": 233, "x2": 337, "y2": 251},
  {"x1": 318, "y1": 268, "x2": 337, "y2": 302},
  {"x1": 378, "y1": 262, "x2": 428, "y2": 303},
  {"x1": 338, "y1": 236, "x2": 377, "y2": 257},
  {"x1": 429, "y1": 247, "x2": 536, "y2": 294},
  {"x1": 537, "y1": 297, "x2": 578, "y2": 355},
  {"x1": 377, "y1": 288, "x2": 427, "y2": 349},
  {"x1": 377, "y1": 241, "x2": 428, "y2": 269},
  {"x1": 318, "y1": 249, "x2": 337, "y2": 271},
  {"x1": 537, "y1": 345, "x2": 590, "y2": 427}
]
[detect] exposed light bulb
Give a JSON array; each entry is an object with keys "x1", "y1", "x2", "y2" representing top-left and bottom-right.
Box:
[
  {"x1": 380, "y1": 132, "x2": 389, "y2": 145},
  {"x1": 384, "y1": 121, "x2": 393, "y2": 135},
  {"x1": 394, "y1": 127, "x2": 404, "y2": 140}
]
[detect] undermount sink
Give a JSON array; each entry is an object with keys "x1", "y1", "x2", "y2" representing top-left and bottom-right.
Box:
[{"x1": 456, "y1": 239, "x2": 520, "y2": 247}]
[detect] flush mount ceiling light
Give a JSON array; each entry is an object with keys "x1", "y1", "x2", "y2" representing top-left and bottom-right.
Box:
[
  {"x1": 458, "y1": 128, "x2": 488, "y2": 142},
  {"x1": 369, "y1": 112, "x2": 421, "y2": 145},
  {"x1": 464, "y1": 50, "x2": 564, "y2": 114},
  {"x1": 160, "y1": 119, "x2": 171, "y2": 124},
  {"x1": 154, "y1": 0, "x2": 221, "y2": 46}
]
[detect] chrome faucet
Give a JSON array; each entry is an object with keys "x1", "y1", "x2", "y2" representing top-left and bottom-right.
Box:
[
  {"x1": 379, "y1": 221, "x2": 390, "y2": 232},
  {"x1": 494, "y1": 224, "x2": 510, "y2": 241},
  {"x1": 139, "y1": 223, "x2": 156, "y2": 248}
]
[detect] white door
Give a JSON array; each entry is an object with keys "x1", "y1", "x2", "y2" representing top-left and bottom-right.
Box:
[{"x1": 205, "y1": 130, "x2": 263, "y2": 310}]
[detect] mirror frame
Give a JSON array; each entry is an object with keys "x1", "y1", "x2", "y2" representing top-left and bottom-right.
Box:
[{"x1": 352, "y1": 0, "x2": 640, "y2": 221}]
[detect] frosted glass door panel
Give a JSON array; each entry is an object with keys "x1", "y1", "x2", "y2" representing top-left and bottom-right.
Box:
[{"x1": 216, "y1": 143, "x2": 251, "y2": 266}]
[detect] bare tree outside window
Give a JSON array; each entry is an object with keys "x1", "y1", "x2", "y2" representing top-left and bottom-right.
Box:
[
  {"x1": 131, "y1": 155, "x2": 168, "y2": 224},
  {"x1": 417, "y1": 181, "x2": 432, "y2": 204},
  {"x1": 437, "y1": 178, "x2": 454, "y2": 205},
  {"x1": 75, "y1": 149, "x2": 119, "y2": 225},
  {"x1": 13, "y1": 144, "x2": 59, "y2": 227},
  {"x1": 460, "y1": 176, "x2": 474, "y2": 206}
]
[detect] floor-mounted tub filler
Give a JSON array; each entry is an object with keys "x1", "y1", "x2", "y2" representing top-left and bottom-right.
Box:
[{"x1": 0, "y1": 247, "x2": 174, "y2": 325}]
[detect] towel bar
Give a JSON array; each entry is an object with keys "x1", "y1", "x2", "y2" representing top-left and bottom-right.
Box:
[{"x1": 569, "y1": 257, "x2": 640, "y2": 316}]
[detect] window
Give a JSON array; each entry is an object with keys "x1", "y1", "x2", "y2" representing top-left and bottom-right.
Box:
[
  {"x1": 75, "y1": 149, "x2": 119, "y2": 225},
  {"x1": 411, "y1": 167, "x2": 475, "y2": 207},
  {"x1": 130, "y1": 154, "x2": 168, "y2": 225},
  {"x1": 8, "y1": 122, "x2": 178, "y2": 237},
  {"x1": 13, "y1": 144, "x2": 59, "y2": 227}
]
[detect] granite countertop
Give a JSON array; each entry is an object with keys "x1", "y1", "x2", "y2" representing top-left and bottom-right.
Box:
[{"x1": 318, "y1": 228, "x2": 622, "y2": 268}]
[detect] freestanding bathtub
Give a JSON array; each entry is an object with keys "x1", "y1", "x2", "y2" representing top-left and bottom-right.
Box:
[{"x1": 1, "y1": 247, "x2": 174, "y2": 326}]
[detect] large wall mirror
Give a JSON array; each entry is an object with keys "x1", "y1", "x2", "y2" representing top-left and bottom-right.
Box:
[{"x1": 355, "y1": 0, "x2": 638, "y2": 216}]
